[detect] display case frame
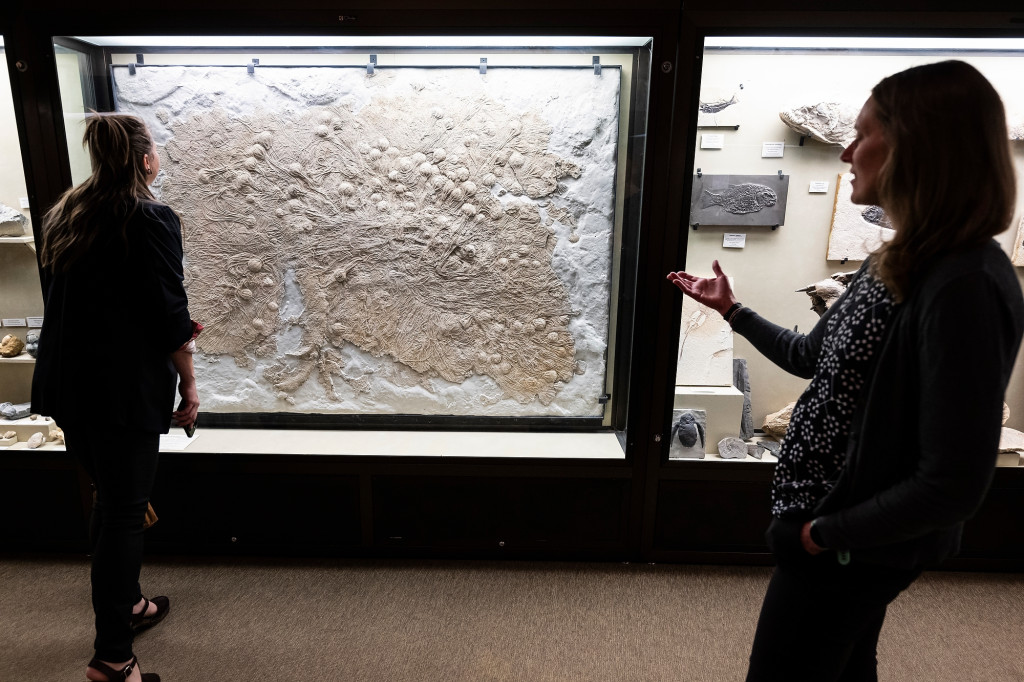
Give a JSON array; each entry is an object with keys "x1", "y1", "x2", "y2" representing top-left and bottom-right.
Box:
[{"x1": 3, "y1": 1, "x2": 1024, "y2": 568}]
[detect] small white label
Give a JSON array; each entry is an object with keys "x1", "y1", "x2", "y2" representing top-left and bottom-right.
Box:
[
  {"x1": 2, "y1": 318, "x2": 27, "y2": 327},
  {"x1": 808, "y1": 181, "x2": 830, "y2": 193},
  {"x1": 18, "y1": 197, "x2": 30, "y2": 209},
  {"x1": 26, "y1": 316, "x2": 44, "y2": 327},
  {"x1": 723, "y1": 233, "x2": 746, "y2": 249},
  {"x1": 700, "y1": 134, "x2": 725, "y2": 149},
  {"x1": 761, "y1": 142, "x2": 785, "y2": 158}
]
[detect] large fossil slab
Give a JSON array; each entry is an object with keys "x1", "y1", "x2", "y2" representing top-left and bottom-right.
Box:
[
  {"x1": 1013, "y1": 215, "x2": 1024, "y2": 267},
  {"x1": 113, "y1": 66, "x2": 620, "y2": 416}
]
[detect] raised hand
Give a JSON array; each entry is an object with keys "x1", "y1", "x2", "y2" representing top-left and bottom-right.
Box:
[{"x1": 666, "y1": 260, "x2": 738, "y2": 317}]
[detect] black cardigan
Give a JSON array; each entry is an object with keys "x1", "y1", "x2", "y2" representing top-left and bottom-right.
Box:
[
  {"x1": 733, "y1": 240, "x2": 1024, "y2": 569},
  {"x1": 32, "y1": 201, "x2": 193, "y2": 434}
]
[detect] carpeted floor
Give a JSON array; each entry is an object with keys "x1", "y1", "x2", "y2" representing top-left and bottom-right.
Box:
[{"x1": 1, "y1": 555, "x2": 1021, "y2": 681}]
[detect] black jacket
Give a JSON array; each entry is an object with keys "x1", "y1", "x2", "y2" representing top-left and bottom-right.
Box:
[
  {"x1": 733, "y1": 240, "x2": 1024, "y2": 569},
  {"x1": 32, "y1": 201, "x2": 193, "y2": 434}
]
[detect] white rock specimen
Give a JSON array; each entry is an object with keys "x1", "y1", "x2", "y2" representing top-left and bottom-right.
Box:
[
  {"x1": 796, "y1": 270, "x2": 859, "y2": 316},
  {"x1": 827, "y1": 173, "x2": 894, "y2": 262},
  {"x1": 718, "y1": 436, "x2": 748, "y2": 459},
  {"x1": 779, "y1": 102, "x2": 859, "y2": 146},
  {"x1": 2, "y1": 430, "x2": 15, "y2": 439},
  {"x1": 0, "y1": 203, "x2": 27, "y2": 237},
  {"x1": 676, "y1": 280, "x2": 734, "y2": 386},
  {"x1": 0, "y1": 334, "x2": 26, "y2": 358},
  {"x1": 49, "y1": 428, "x2": 65, "y2": 445},
  {"x1": 1004, "y1": 402, "x2": 1011, "y2": 426},
  {"x1": 999, "y1": 427, "x2": 1024, "y2": 454},
  {"x1": 763, "y1": 402, "x2": 797, "y2": 439},
  {"x1": 0, "y1": 402, "x2": 31, "y2": 420},
  {"x1": 26, "y1": 432, "x2": 45, "y2": 449},
  {"x1": 0, "y1": 432, "x2": 17, "y2": 446}
]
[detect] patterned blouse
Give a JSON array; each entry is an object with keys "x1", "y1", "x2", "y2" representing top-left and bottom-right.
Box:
[{"x1": 772, "y1": 271, "x2": 895, "y2": 518}]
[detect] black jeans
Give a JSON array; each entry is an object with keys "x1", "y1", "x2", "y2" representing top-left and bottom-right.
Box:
[
  {"x1": 746, "y1": 519, "x2": 922, "y2": 682},
  {"x1": 69, "y1": 428, "x2": 160, "y2": 662}
]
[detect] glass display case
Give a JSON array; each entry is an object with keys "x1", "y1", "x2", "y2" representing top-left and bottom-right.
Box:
[
  {"x1": 668, "y1": 36, "x2": 1024, "y2": 463},
  {"x1": 0, "y1": 37, "x2": 43, "y2": 408},
  {"x1": 49, "y1": 35, "x2": 655, "y2": 437}
]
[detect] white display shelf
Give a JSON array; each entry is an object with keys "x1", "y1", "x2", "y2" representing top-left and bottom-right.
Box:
[
  {"x1": 0, "y1": 235, "x2": 36, "y2": 252},
  {"x1": 0, "y1": 353, "x2": 35, "y2": 364},
  {"x1": 159, "y1": 428, "x2": 626, "y2": 459}
]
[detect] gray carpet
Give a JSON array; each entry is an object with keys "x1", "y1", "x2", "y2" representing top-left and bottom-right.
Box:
[{"x1": 1, "y1": 555, "x2": 1021, "y2": 681}]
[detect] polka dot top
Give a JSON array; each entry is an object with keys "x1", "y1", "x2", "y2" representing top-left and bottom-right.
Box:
[{"x1": 772, "y1": 271, "x2": 895, "y2": 519}]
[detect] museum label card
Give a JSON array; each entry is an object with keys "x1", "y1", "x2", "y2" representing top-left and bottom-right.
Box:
[
  {"x1": 808, "y1": 181, "x2": 829, "y2": 193},
  {"x1": 761, "y1": 142, "x2": 785, "y2": 158},
  {"x1": 159, "y1": 433, "x2": 199, "y2": 451},
  {"x1": 700, "y1": 134, "x2": 725, "y2": 149},
  {"x1": 723, "y1": 233, "x2": 746, "y2": 249},
  {"x1": 26, "y1": 316, "x2": 44, "y2": 327},
  {"x1": 2, "y1": 318, "x2": 27, "y2": 327}
]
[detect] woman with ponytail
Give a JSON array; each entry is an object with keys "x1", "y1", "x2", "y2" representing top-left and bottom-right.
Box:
[
  {"x1": 32, "y1": 114, "x2": 198, "y2": 682},
  {"x1": 669, "y1": 61, "x2": 1024, "y2": 680}
]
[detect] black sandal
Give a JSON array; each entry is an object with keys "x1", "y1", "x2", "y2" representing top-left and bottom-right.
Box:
[
  {"x1": 86, "y1": 655, "x2": 160, "y2": 682},
  {"x1": 131, "y1": 596, "x2": 170, "y2": 633}
]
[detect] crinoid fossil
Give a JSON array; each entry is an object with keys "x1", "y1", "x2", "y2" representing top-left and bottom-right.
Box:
[{"x1": 163, "y1": 89, "x2": 589, "y2": 406}]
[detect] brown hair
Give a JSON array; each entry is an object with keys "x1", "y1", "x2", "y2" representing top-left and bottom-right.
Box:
[
  {"x1": 40, "y1": 113, "x2": 156, "y2": 272},
  {"x1": 869, "y1": 60, "x2": 1016, "y2": 302}
]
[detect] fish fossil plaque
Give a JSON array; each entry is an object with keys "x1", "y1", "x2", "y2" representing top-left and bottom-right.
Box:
[
  {"x1": 676, "y1": 285, "x2": 733, "y2": 387},
  {"x1": 697, "y1": 86, "x2": 740, "y2": 128},
  {"x1": 827, "y1": 173, "x2": 894, "y2": 262},
  {"x1": 689, "y1": 174, "x2": 790, "y2": 227},
  {"x1": 113, "y1": 65, "x2": 620, "y2": 417}
]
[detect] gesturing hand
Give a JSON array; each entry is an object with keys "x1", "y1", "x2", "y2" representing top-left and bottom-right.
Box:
[{"x1": 666, "y1": 259, "x2": 738, "y2": 317}]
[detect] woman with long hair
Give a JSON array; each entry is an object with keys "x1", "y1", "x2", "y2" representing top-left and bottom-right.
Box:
[
  {"x1": 32, "y1": 114, "x2": 198, "y2": 682},
  {"x1": 669, "y1": 60, "x2": 1024, "y2": 680}
]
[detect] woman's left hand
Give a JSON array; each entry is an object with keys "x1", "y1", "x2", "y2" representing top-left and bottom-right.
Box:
[{"x1": 800, "y1": 521, "x2": 824, "y2": 555}]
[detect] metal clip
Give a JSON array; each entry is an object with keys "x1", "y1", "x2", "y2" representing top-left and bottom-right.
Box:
[
  {"x1": 692, "y1": 223, "x2": 700, "y2": 230},
  {"x1": 128, "y1": 63, "x2": 137, "y2": 76},
  {"x1": 696, "y1": 168, "x2": 702, "y2": 178},
  {"x1": 479, "y1": 57, "x2": 487, "y2": 75},
  {"x1": 598, "y1": 393, "x2": 611, "y2": 404},
  {"x1": 367, "y1": 54, "x2": 376, "y2": 76},
  {"x1": 247, "y1": 58, "x2": 257, "y2": 75},
  {"x1": 593, "y1": 56, "x2": 601, "y2": 76},
  {"x1": 136, "y1": 53, "x2": 144, "y2": 65},
  {"x1": 778, "y1": 170, "x2": 784, "y2": 178}
]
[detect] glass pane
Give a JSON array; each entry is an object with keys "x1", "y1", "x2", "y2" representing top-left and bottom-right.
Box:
[
  {"x1": 51, "y1": 36, "x2": 651, "y2": 435},
  {"x1": 670, "y1": 37, "x2": 1024, "y2": 462},
  {"x1": 0, "y1": 39, "x2": 44, "y2": 407}
]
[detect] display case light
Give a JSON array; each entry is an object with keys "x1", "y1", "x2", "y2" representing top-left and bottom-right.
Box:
[
  {"x1": 72, "y1": 35, "x2": 650, "y2": 49},
  {"x1": 705, "y1": 36, "x2": 1024, "y2": 51}
]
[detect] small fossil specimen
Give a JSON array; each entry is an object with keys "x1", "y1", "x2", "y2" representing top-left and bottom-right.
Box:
[
  {"x1": 27, "y1": 432, "x2": 45, "y2": 449},
  {"x1": 779, "y1": 102, "x2": 858, "y2": 146},
  {"x1": 860, "y1": 206, "x2": 892, "y2": 229},
  {"x1": 701, "y1": 184, "x2": 777, "y2": 214},
  {"x1": 0, "y1": 334, "x2": 26, "y2": 358}
]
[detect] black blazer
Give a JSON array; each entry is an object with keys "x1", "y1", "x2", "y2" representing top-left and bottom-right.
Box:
[
  {"x1": 32, "y1": 201, "x2": 193, "y2": 434},
  {"x1": 733, "y1": 240, "x2": 1024, "y2": 569}
]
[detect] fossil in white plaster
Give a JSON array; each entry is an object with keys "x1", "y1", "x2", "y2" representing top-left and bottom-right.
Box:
[
  {"x1": 160, "y1": 79, "x2": 595, "y2": 409},
  {"x1": 676, "y1": 284, "x2": 734, "y2": 386},
  {"x1": 827, "y1": 173, "x2": 894, "y2": 262},
  {"x1": 1003, "y1": 402, "x2": 1010, "y2": 426},
  {"x1": 701, "y1": 184, "x2": 777, "y2": 215},
  {"x1": 762, "y1": 401, "x2": 796, "y2": 439},
  {"x1": 796, "y1": 270, "x2": 859, "y2": 316},
  {"x1": 0, "y1": 203, "x2": 27, "y2": 237},
  {"x1": 1012, "y1": 215, "x2": 1024, "y2": 267},
  {"x1": 26, "y1": 432, "x2": 45, "y2": 449},
  {"x1": 999, "y1": 427, "x2": 1024, "y2": 454},
  {"x1": 700, "y1": 94, "x2": 738, "y2": 114},
  {"x1": 779, "y1": 102, "x2": 858, "y2": 146},
  {"x1": 1008, "y1": 112, "x2": 1024, "y2": 141}
]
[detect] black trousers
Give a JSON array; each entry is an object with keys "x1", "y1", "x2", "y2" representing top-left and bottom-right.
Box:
[
  {"x1": 69, "y1": 428, "x2": 160, "y2": 662},
  {"x1": 746, "y1": 543, "x2": 921, "y2": 682}
]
